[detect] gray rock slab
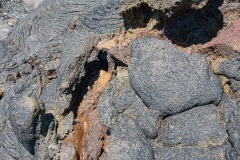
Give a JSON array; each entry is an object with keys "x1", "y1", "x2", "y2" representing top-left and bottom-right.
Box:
[
  {"x1": 156, "y1": 105, "x2": 227, "y2": 148},
  {"x1": 10, "y1": 96, "x2": 44, "y2": 154},
  {"x1": 0, "y1": 121, "x2": 34, "y2": 160},
  {"x1": 129, "y1": 38, "x2": 223, "y2": 115},
  {"x1": 98, "y1": 67, "x2": 162, "y2": 139},
  {"x1": 219, "y1": 94, "x2": 239, "y2": 123},
  {"x1": 227, "y1": 108, "x2": 240, "y2": 156},
  {"x1": 136, "y1": 109, "x2": 160, "y2": 139},
  {"x1": 57, "y1": 112, "x2": 73, "y2": 139},
  {"x1": 218, "y1": 58, "x2": 240, "y2": 81},
  {"x1": 153, "y1": 147, "x2": 225, "y2": 160},
  {"x1": 98, "y1": 67, "x2": 129, "y2": 127},
  {"x1": 108, "y1": 115, "x2": 154, "y2": 160}
]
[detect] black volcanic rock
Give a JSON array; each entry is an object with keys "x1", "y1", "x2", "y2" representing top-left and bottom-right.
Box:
[
  {"x1": 0, "y1": 0, "x2": 239, "y2": 159},
  {"x1": 129, "y1": 38, "x2": 223, "y2": 115},
  {"x1": 157, "y1": 104, "x2": 227, "y2": 147}
]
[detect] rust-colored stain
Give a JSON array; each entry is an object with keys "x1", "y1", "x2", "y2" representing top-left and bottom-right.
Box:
[
  {"x1": 65, "y1": 102, "x2": 89, "y2": 159},
  {"x1": 92, "y1": 71, "x2": 111, "y2": 92},
  {"x1": 65, "y1": 70, "x2": 111, "y2": 160},
  {"x1": 103, "y1": 134, "x2": 110, "y2": 153}
]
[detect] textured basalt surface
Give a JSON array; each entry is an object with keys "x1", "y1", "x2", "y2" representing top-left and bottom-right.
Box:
[{"x1": 0, "y1": 0, "x2": 240, "y2": 160}]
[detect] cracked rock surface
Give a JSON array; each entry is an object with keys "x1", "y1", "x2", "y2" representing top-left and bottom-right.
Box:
[
  {"x1": 98, "y1": 39, "x2": 238, "y2": 159},
  {"x1": 0, "y1": 0, "x2": 240, "y2": 160}
]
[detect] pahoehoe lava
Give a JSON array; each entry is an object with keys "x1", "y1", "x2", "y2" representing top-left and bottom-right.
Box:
[{"x1": 0, "y1": 0, "x2": 240, "y2": 160}]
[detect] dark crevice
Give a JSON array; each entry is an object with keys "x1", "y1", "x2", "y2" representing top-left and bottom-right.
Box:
[
  {"x1": 98, "y1": 50, "x2": 110, "y2": 72},
  {"x1": 106, "y1": 129, "x2": 110, "y2": 136},
  {"x1": 16, "y1": 73, "x2": 21, "y2": 80},
  {"x1": 122, "y1": 1, "x2": 224, "y2": 47},
  {"x1": 41, "y1": 113, "x2": 55, "y2": 137},
  {"x1": 98, "y1": 146, "x2": 105, "y2": 158},
  {"x1": 157, "y1": 0, "x2": 224, "y2": 47},
  {"x1": 6, "y1": 74, "x2": 16, "y2": 83},
  {"x1": 63, "y1": 49, "x2": 113, "y2": 117},
  {"x1": 161, "y1": 115, "x2": 168, "y2": 121},
  {"x1": 48, "y1": 69, "x2": 57, "y2": 77},
  {"x1": 62, "y1": 62, "x2": 100, "y2": 117},
  {"x1": 62, "y1": 49, "x2": 121, "y2": 159},
  {"x1": 122, "y1": 3, "x2": 163, "y2": 30},
  {"x1": 0, "y1": 94, "x2": 2, "y2": 100},
  {"x1": 98, "y1": 129, "x2": 111, "y2": 158},
  {"x1": 98, "y1": 49, "x2": 128, "y2": 73},
  {"x1": 111, "y1": 55, "x2": 128, "y2": 69}
]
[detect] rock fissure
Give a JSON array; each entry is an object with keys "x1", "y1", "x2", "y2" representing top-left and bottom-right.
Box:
[{"x1": 0, "y1": 0, "x2": 240, "y2": 159}]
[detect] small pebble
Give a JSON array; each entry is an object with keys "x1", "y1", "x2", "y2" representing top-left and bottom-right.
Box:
[{"x1": 7, "y1": 18, "x2": 17, "y2": 27}]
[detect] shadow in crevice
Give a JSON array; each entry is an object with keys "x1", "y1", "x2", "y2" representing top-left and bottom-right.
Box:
[
  {"x1": 98, "y1": 50, "x2": 110, "y2": 72},
  {"x1": 64, "y1": 49, "x2": 128, "y2": 118},
  {"x1": 122, "y1": 3, "x2": 163, "y2": 30},
  {"x1": 98, "y1": 49, "x2": 128, "y2": 72},
  {"x1": 99, "y1": 129, "x2": 111, "y2": 158},
  {"x1": 63, "y1": 49, "x2": 111, "y2": 118},
  {"x1": 41, "y1": 113, "x2": 55, "y2": 137},
  {"x1": 63, "y1": 61, "x2": 104, "y2": 117},
  {"x1": 158, "y1": 0, "x2": 224, "y2": 47}
]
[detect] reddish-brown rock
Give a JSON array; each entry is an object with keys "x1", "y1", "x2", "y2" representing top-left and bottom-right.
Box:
[{"x1": 65, "y1": 70, "x2": 111, "y2": 160}]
